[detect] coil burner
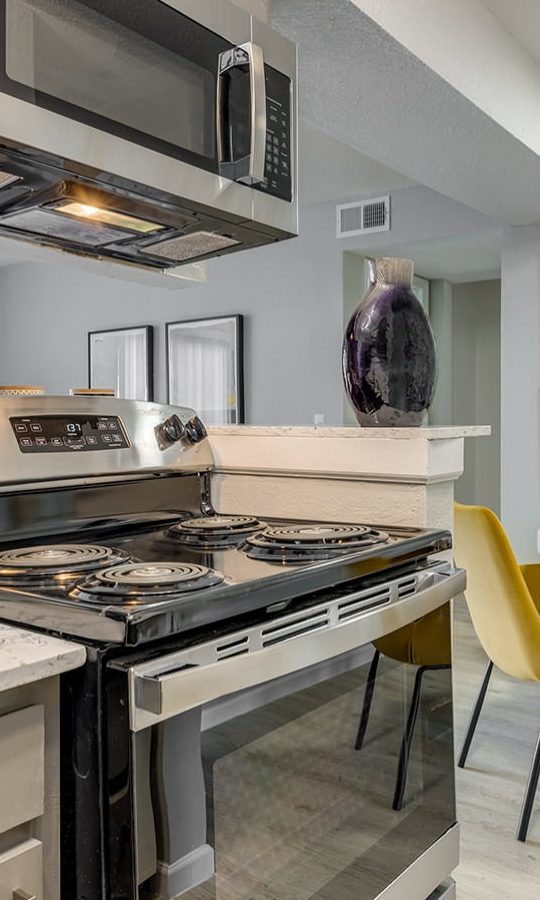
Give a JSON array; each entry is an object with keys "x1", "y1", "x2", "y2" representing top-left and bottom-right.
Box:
[
  {"x1": 244, "y1": 523, "x2": 390, "y2": 563},
  {"x1": 0, "y1": 543, "x2": 129, "y2": 585},
  {"x1": 71, "y1": 561, "x2": 225, "y2": 605},
  {"x1": 169, "y1": 514, "x2": 266, "y2": 547}
]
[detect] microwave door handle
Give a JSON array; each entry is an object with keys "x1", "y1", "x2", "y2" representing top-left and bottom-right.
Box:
[
  {"x1": 217, "y1": 42, "x2": 267, "y2": 185},
  {"x1": 130, "y1": 566, "x2": 465, "y2": 731}
]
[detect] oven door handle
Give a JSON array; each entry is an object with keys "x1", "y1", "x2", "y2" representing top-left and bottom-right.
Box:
[
  {"x1": 217, "y1": 41, "x2": 267, "y2": 185},
  {"x1": 131, "y1": 568, "x2": 465, "y2": 731},
  {"x1": 128, "y1": 566, "x2": 465, "y2": 732}
]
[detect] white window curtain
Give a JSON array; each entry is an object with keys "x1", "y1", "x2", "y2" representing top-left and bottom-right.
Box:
[
  {"x1": 89, "y1": 327, "x2": 150, "y2": 400},
  {"x1": 168, "y1": 317, "x2": 240, "y2": 424}
]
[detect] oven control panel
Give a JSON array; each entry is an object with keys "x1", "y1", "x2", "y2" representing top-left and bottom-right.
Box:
[{"x1": 10, "y1": 415, "x2": 130, "y2": 453}]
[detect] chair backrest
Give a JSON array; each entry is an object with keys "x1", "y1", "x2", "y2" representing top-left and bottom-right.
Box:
[{"x1": 453, "y1": 502, "x2": 540, "y2": 682}]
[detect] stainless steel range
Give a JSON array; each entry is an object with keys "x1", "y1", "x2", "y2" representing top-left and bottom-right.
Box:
[{"x1": 0, "y1": 398, "x2": 463, "y2": 900}]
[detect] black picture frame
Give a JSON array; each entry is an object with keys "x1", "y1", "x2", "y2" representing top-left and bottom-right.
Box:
[
  {"x1": 88, "y1": 325, "x2": 154, "y2": 401},
  {"x1": 166, "y1": 315, "x2": 244, "y2": 424}
]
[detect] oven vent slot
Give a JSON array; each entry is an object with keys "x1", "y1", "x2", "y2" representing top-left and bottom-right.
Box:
[
  {"x1": 338, "y1": 595, "x2": 391, "y2": 620},
  {"x1": 216, "y1": 636, "x2": 250, "y2": 659},
  {"x1": 397, "y1": 578, "x2": 417, "y2": 598},
  {"x1": 337, "y1": 586, "x2": 391, "y2": 621},
  {"x1": 139, "y1": 570, "x2": 430, "y2": 681},
  {"x1": 261, "y1": 610, "x2": 330, "y2": 648}
]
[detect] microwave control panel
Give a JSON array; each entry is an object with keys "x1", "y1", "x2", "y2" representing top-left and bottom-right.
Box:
[
  {"x1": 256, "y1": 66, "x2": 293, "y2": 203},
  {"x1": 11, "y1": 415, "x2": 130, "y2": 453}
]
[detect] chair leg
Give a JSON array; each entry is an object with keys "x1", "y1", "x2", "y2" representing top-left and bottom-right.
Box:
[
  {"x1": 355, "y1": 650, "x2": 380, "y2": 749},
  {"x1": 458, "y1": 660, "x2": 494, "y2": 769},
  {"x1": 517, "y1": 727, "x2": 540, "y2": 842},
  {"x1": 392, "y1": 664, "x2": 451, "y2": 812}
]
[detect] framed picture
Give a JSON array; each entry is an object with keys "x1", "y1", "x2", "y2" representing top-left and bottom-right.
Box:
[
  {"x1": 88, "y1": 326, "x2": 153, "y2": 401},
  {"x1": 166, "y1": 315, "x2": 244, "y2": 424}
]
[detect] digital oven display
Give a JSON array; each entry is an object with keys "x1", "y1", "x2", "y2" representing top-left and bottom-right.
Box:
[{"x1": 10, "y1": 415, "x2": 130, "y2": 453}]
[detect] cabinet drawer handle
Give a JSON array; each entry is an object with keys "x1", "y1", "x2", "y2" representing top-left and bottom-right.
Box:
[{"x1": 13, "y1": 890, "x2": 37, "y2": 900}]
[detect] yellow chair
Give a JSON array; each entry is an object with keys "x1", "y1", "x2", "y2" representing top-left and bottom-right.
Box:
[{"x1": 453, "y1": 502, "x2": 540, "y2": 842}]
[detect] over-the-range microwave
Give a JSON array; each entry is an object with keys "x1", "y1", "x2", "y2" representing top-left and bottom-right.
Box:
[{"x1": 0, "y1": 0, "x2": 297, "y2": 271}]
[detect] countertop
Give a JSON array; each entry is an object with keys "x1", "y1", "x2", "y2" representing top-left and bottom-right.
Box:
[
  {"x1": 209, "y1": 425, "x2": 491, "y2": 440},
  {"x1": 0, "y1": 624, "x2": 86, "y2": 692}
]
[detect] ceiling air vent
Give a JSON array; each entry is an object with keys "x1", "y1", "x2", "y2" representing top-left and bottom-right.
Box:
[{"x1": 337, "y1": 195, "x2": 390, "y2": 238}]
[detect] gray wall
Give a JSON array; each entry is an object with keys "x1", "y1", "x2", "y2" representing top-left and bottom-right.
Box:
[
  {"x1": 0, "y1": 200, "x2": 344, "y2": 426},
  {"x1": 0, "y1": 185, "x2": 501, "y2": 427},
  {"x1": 451, "y1": 280, "x2": 501, "y2": 513},
  {"x1": 501, "y1": 226, "x2": 540, "y2": 561}
]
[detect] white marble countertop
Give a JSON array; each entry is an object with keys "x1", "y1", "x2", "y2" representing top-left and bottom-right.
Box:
[
  {"x1": 0, "y1": 624, "x2": 86, "y2": 692},
  {"x1": 209, "y1": 425, "x2": 491, "y2": 440}
]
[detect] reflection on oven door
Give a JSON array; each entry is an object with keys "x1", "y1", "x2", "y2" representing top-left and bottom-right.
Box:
[{"x1": 140, "y1": 622, "x2": 455, "y2": 900}]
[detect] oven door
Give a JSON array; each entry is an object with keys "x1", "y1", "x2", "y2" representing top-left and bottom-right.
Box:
[
  {"x1": 0, "y1": 0, "x2": 296, "y2": 224},
  {"x1": 113, "y1": 564, "x2": 464, "y2": 900}
]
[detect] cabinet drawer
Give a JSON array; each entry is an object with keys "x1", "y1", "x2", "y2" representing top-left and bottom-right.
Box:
[
  {"x1": 0, "y1": 706, "x2": 44, "y2": 833},
  {"x1": 0, "y1": 839, "x2": 42, "y2": 900}
]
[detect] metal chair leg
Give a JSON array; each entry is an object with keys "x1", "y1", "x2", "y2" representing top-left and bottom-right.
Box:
[
  {"x1": 355, "y1": 650, "x2": 380, "y2": 750},
  {"x1": 392, "y1": 665, "x2": 427, "y2": 811},
  {"x1": 392, "y1": 664, "x2": 451, "y2": 812},
  {"x1": 458, "y1": 660, "x2": 494, "y2": 769},
  {"x1": 517, "y1": 727, "x2": 540, "y2": 842}
]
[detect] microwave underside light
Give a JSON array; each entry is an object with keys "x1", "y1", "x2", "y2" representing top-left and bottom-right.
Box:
[{"x1": 53, "y1": 201, "x2": 166, "y2": 234}]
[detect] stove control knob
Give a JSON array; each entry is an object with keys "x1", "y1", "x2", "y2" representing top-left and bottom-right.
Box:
[
  {"x1": 184, "y1": 415, "x2": 208, "y2": 444},
  {"x1": 161, "y1": 414, "x2": 186, "y2": 444}
]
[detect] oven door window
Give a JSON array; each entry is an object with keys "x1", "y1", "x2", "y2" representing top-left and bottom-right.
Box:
[
  {"x1": 1, "y1": 0, "x2": 236, "y2": 171},
  {"x1": 141, "y1": 627, "x2": 455, "y2": 899}
]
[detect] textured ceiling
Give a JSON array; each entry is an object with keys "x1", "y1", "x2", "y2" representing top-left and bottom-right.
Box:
[{"x1": 272, "y1": 0, "x2": 540, "y2": 225}]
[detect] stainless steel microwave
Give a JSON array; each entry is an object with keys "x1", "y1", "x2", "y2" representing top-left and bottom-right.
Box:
[{"x1": 0, "y1": 0, "x2": 298, "y2": 271}]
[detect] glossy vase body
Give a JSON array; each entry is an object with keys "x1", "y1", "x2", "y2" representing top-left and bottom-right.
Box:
[{"x1": 343, "y1": 258, "x2": 437, "y2": 426}]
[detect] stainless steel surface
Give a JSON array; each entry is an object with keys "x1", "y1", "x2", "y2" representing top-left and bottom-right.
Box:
[
  {"x1": 376, "y1": 826, "x2": 459, "y2": 900},
  {"x1": 243, "y1": 43, "x2": 267, "y2": 185},
  {"x1": 130, "y1": 564, "x2": 465, "y2": 730},
  {"x1": 217, "y1": 42, "x2": 266, "y2": 187},
  {"x1": 0, "y1": 0, "x2": 252, "y2": 220},
  {"x1": 0, "y1": 94, "x2": 252, "y2": 222},
  {"x1": 251, "y1": 15, "x2": 298, "y2": 236},
  {"x1": 0, "y1": 398, "x2": 214, "y2": 487},
  {"x1": 133, "y1": 730, "x2": 158, "y2": 886},
  {"x1": 0, "y1": 0, "x2": 298, "y2": 265}
]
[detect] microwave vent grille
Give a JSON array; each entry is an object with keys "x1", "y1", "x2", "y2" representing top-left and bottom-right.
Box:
[
  {"x1": 0, "y1": 171, "x2": 21, "y2": 190},
  {"x1": 145, "y1": 231, "x2": 240, "y2": 263},
  {"x1": 337, "y1": 196, "x2": 390, "y2": 238}
]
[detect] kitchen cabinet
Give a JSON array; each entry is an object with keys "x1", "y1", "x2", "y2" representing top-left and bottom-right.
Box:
[
  {"x1": 0, "y1": 683, "x2": 55, "y2": 900},
  {"x1": 0, "y1": 706, "x2": 45, "y2": 834},
  {"x1": 0, "y1": 626, "x2": 86, "y2": 900},
  {"x1": 0, "y1": 839, "x2": 42, "y2": 900}
]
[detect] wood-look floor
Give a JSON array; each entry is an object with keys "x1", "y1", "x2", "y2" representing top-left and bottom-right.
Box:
[{"x1": 453, "y1": 597, "x2": 540, "y2": 899}]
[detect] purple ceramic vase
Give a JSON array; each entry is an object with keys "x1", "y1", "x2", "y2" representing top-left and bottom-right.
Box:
[{"x1": 343, "y1": 257, "x2": 437, "y2": 426}]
